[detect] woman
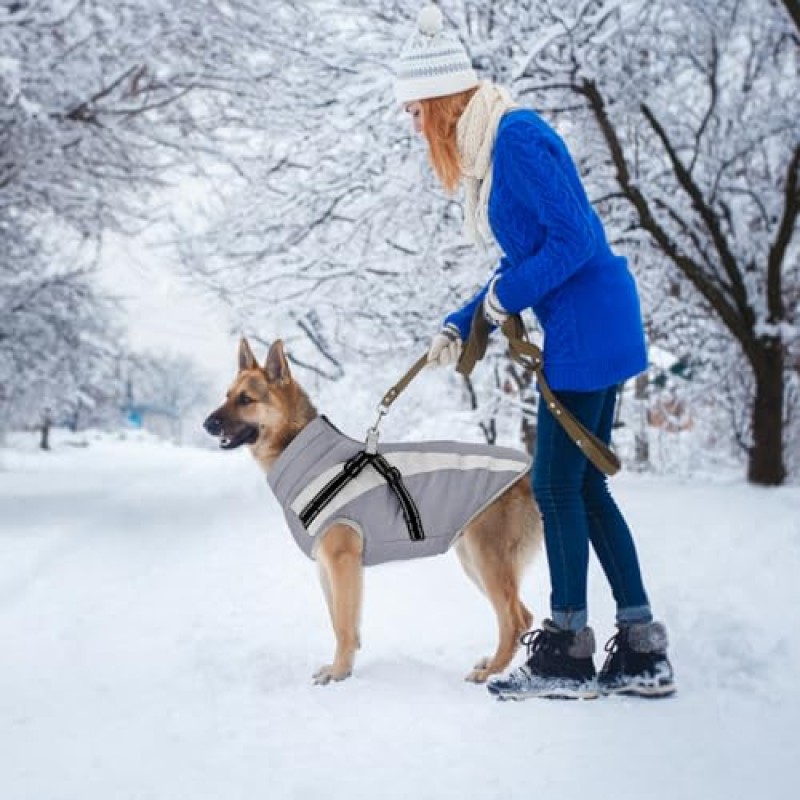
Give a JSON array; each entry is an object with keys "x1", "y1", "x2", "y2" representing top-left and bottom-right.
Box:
[{"x1": 394, "y1": 6, "x2": 675, "y2": 700}]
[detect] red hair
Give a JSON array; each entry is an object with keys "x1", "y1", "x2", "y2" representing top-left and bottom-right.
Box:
[{"x1": 420, "y1": 88, "x2": 479, "y2": 193}]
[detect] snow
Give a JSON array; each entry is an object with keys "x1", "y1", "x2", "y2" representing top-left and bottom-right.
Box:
[{"x1": 1, "y1": 430, "x2": 799, "y2": 800}]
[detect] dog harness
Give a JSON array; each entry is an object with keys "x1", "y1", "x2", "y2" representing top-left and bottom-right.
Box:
[{"x1": 268, "y1": 416, "x2": 531, "y2": 566}]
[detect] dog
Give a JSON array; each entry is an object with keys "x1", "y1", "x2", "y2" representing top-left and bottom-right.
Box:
[{"x1": 204, "y1": 337, "x2": 542, "y2": 685}]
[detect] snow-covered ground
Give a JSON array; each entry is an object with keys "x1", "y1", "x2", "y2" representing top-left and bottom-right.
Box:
[{"x1": 1, "y1": 429, "x2": 799, "y2": 800}]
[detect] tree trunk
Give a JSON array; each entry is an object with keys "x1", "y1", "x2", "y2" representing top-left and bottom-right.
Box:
[
  {"x1": 634, "y1": 373, "x2": 650, "y2": 468},
  {"x1": 521, "y1": 413, "x2": 536, "y2": 456},
  {"x1": 40, "y1": 413, "x2": 52, "y2": 451},
  {"x1": 480, "y1": 418, "x2": 498, "y2": 445},
  {"x1": 748, "y1": 339, "x2": 786, "y2": 485}
]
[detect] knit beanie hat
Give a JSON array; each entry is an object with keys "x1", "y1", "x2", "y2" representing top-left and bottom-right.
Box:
[{"x1": 394, "y1": 5, "x2": 479, "y2": 104}]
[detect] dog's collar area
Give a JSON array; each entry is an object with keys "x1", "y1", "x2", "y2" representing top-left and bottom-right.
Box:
[{"x1": 269, "y1": 416, "x2": 354, "y2": 493}]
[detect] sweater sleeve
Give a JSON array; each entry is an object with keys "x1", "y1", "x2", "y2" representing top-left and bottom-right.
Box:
[
  {"x1": 442, "y1": 257, "x2": 513, "y2": 341},
  {"x1": 491, "y1": 127, "x2": 596, "y2": 314},
  {"x1": 443, "y1": 283, "x2": 489, "y2": 342}
]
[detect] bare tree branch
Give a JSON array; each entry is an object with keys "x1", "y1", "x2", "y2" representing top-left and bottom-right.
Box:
[
  {"x1": 776, "y1": 0, "x2": 800, "y2": 35},
  {"x1": 580, "y1": 78, "x2": 754, "y2": 356},
  {"x1": 767, "y1": 141, "x2": 800, "y2": 322},
  {"x1": 640, "y1": 102, "x2": 753, "y2": 331}
]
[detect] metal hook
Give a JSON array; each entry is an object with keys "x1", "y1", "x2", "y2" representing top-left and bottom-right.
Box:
[{"x1": 365, "y1": 404, "x2": 388, "y2": 454}]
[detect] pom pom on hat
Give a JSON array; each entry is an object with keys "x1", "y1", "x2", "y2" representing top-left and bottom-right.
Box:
[
  {"x1": 393, "y1": 4, "x2": 478, "y2": 104},
  {"x1": 417, "y1": 5, "x2": 443, "y2": 36}
]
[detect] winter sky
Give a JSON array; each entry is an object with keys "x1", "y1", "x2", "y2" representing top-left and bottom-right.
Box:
[{"x1": 99, "y1": 231, "x2": 236, "y2": 384}]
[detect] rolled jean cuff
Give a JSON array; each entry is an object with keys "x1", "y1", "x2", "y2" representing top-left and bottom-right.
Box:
[
  {"x1": 617, "y1": 604, "x2": 653, "y2": 626},
  {"x1": 551, "y1": 607, "x2": 588, "y2": 632}
]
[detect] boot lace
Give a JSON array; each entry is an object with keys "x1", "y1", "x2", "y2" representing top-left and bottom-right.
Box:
[
  {"x1": 497, "y1": 628, "x2": 553, "y2": 686},
  {"x1": 600, "y1": 631, "x2": 622, "y2": 675},
  {"x1": 520, "y1": 628, "x2": 548, "y2": 659}
]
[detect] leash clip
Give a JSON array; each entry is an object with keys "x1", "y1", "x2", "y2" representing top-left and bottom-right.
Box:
[{"x1": 365, "y1": 404, "x2": 388, "y2": 454}]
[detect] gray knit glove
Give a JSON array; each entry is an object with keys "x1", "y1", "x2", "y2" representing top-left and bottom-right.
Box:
[{"x1": 427, "y1": 323, "x2": 462, "y2": 368}]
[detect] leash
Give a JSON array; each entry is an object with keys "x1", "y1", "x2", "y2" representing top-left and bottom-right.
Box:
[
  {"x1": 460, "y1": 309, "x2": 620, "y2": 476},
  {"x1": 365, "y1": 353, "x2": 429, "y2": 454},
  {"x1": 368, "y1": 308, "x2": 621, "y2": 477}
]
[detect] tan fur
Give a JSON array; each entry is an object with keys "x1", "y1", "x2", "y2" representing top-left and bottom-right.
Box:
[
  {"x1": 206, "y1": 338, "x2": 543, "y2": 685},
  {"x1": 314, "y1": 524, "x2": 364, "y2": 684}
]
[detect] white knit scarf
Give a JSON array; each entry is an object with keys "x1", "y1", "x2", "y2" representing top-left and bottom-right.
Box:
[{"x1": 456, "y1": 81, "x2": 517, "y2": 247}]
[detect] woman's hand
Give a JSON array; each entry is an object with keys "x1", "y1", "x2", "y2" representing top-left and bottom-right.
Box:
[{"x1": 427, "y1": 324, "x2": 462, "y2": 367}]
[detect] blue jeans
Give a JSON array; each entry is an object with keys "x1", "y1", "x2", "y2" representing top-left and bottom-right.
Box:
[{"x1": 532, "y1": 386, "x2": 652, "y2": 632}]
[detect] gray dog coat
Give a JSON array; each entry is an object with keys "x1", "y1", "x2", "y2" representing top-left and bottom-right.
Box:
[{"x1": 268, "y1": 416, "x2": 531, "y2": 566}]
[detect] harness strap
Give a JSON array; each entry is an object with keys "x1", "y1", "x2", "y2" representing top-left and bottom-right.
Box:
[
  {"x1": 299, "y1": 451, "x2": 371, "y2": 529},
  {"x1": 299, "y1": 451, "x2": 425, "y2": 543},
  {"x1": 368, "y1": 453, "x2": 425, "y2": 542}
]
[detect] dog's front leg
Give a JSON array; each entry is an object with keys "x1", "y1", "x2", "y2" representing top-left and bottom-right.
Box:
[{"x1": 314, "y1": 524, "x2": 364, "y2": 685}]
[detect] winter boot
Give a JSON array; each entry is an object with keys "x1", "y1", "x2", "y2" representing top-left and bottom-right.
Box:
[
  {"x1": 487, "y1": 620, "x2": 598, "y2": 701},
  {"x1": 598, "y1": 621, "x2": 675, "y2": 697}
]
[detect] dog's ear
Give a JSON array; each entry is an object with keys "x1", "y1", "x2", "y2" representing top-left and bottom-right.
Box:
[
  {"x1": 265, "y1": 339, "x2": 291, "y2": 384},
  {"x1": 238, "y1": 337, "x2": 257, "y2": 372}
]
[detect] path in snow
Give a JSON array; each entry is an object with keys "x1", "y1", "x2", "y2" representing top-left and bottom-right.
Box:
[{"x1": 1, "y1": 434, "x2": 798, "y2": 800}]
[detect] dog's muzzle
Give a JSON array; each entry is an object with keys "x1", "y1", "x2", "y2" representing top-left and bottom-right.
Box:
[
  {"x1": 203, "y1": 413, "x2": 224, "y2": 436},
  {"x1": 203, "y1": 413, "x2": 259, "y2": 450}
]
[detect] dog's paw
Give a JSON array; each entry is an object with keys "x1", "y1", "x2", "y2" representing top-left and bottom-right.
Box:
[
  {"x1": 466, "y1": 657, "x2": 506, "y2": 683},
  {"x1": 465, "y1": 667, "x2": 492, "y2": 683},
  {"x1": 312, "y1": 664, "x2": 352, "y2": 685}
]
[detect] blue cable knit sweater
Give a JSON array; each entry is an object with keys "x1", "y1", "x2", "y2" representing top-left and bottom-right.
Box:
[{"x1": 444, "y1": 109, "x2": 647, "y2": 392}]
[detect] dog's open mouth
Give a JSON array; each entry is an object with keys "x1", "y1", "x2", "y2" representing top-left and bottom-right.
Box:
[{"x1": 219, "y1": 426, "x2": 259, "y2": 450}]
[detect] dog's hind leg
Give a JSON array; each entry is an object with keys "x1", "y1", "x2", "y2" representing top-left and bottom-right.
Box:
[
  {"x1": 459, "y1": 480, "x2": 539, "y2": 683},
  {"x1": 454, "y1": 539, "x2": 494, "y2": 675},
  {"x1": 313, "y1": 523, "x2": 364, "y2": 685},
  {"x1": 461, "y1": 540, "x2": 525, "y2": 682}
]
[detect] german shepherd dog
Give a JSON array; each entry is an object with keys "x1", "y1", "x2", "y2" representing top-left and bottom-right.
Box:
[{"x1": 204, "y1": 337, "x2": 542, "y2": 685}]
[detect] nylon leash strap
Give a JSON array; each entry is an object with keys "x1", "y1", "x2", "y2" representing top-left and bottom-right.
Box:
[
  {"x1": 458, "y1": 310, "x2": 621, "y2": 476},
  {"x1": 367, "y1": 311, "x2": 620, "y2": 477}
]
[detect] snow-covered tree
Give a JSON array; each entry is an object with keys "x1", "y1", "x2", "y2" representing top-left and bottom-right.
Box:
[
  {"x1": 0, "y1": 0, "x2": 301, "y2": 433},
  {"x1": 0, "y1": 0, "x2": 300, "y2": 234},
  {"x1": 513, "y1": 0, "x2": 798, "y2": 485},
  {"x1": 0, "y1": 215, "x2": 121, "y2": 435},
  {"x1": 7, "y1": 1, "x2": 791, "y2": 481},
  {"x1": 177, "y1": 1, "x2": 528, "y2": 445}
]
